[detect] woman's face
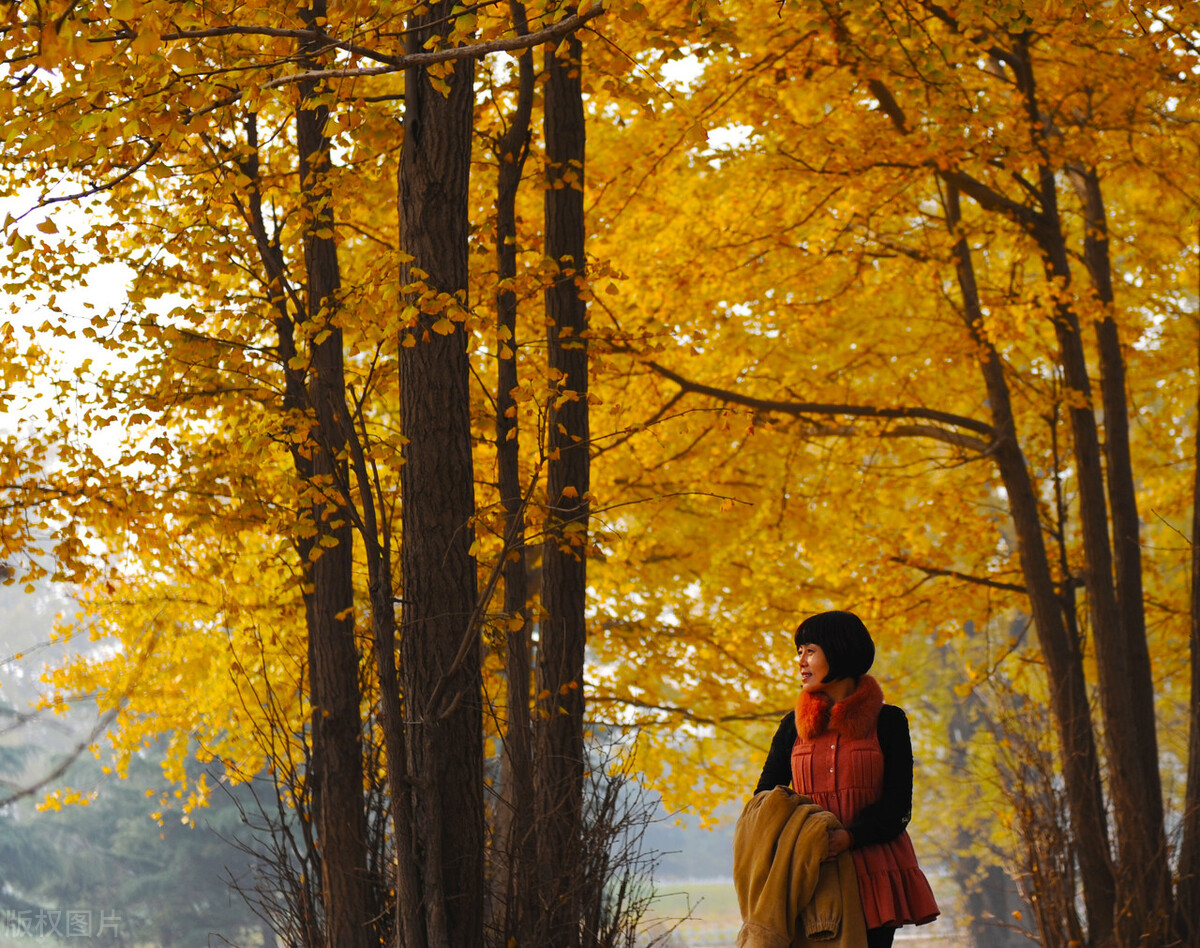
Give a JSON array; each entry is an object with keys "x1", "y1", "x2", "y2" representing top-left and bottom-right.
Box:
[{"x1": 797, "y1": 642, "x2": 833, "y2": 694}]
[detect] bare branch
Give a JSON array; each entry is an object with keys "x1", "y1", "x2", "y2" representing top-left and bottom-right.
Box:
[
  {"x1": 0, "y1": 707, "x2": 120, "y2": 805},
  {"x1": 262, "y1": 7, "x2": 604, "y2": 90},
  {"x1": 15, "y1": 140, "x2": 163, "y2": 216},
  {"x1": 891, "y1": 555, "x2": 1027, "y2": 593},
  {"x1": 587, "y1": 695, "x2": 784, "y2": 727},
  {"x1": 643, "y1": 358, "x2": 996, "y2": 438},
  {"x1": 942, "y1": 168, "x2": 1039, "y2": 228},
  {"x1": 867, "y1": 77, "x2": 909, "y2": 133},
  {"x1": 0, "y1": 620, "x2": 160, "y2": 808}
]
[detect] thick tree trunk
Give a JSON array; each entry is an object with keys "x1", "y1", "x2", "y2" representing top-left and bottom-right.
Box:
[
  {"x1": 494, "y1": 16, "x2": 536, "y2": 946},
  {"x1": 1072, "y1": 166, "x2": 1172, "y2": 944},
  {"x1": 295, "y1": 9, "x2": 375, "y2": 948},
  {"x1": 535, "y1": 24, "x2": 589, "y2": 948},
  {"x1": 1010, "y1": 37, "x2": 1170, "y2": 945},
  {"x1": 1180, "y1": 304, "x2": 1200, "y2": 948},
  {"x1": 1041, "y1": 229, "x2": 1169, "y2": 948},
  {"x1": 946, "y1": 182, "x2": 1115, "y2": 944},
  {"x1": 398, "y1": 5, "x2": 483, "y2": 946}
]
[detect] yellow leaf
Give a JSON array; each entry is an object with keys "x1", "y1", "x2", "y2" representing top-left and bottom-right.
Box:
[
  {"x1": 130, "y1": 29, "x2": 160, "y2": 55},
  {"x1": 38, "y1": 25, "x2": 66, "y2": 66}
]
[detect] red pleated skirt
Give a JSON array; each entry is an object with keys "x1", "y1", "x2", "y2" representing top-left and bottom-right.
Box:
[{"x1": 792, "y1": 730, "x2": 939, "y2": 929}]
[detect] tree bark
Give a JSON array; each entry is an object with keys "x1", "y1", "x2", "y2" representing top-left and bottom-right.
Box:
[
  {"x1": 535, "y1": 23, "x2": 589, "y2": 948},
  {"x1": 493, "y1": 10, "x2": 536, "y2": 945},
  {"x1": 343, "y1": 407, "x2": 424, "y2": 948},
  {"x1": 945, "y1": 181, "x2": 1116, "y2": 944},
  {"x1": 1071, "y1": 165, "x2": 1172, "y2": 944},
  {"x1": 293, "y1": 8, "x2": 376, "y2": 948},
  {"x1": 398, "y1": 4, "x2": 483, "y2": 945},
  {"x1": 1179, "y1": 292, "x2": 1200, "y2": 948},
  {"x1": 1008, "y1": 36, "x2": 1170, "y2": 944}
]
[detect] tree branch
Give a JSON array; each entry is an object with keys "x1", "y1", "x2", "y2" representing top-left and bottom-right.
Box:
[
  {"x1": 262, "y1": 7, "x2": 604, "y2": 89},
  {"x1": 854, "y1": 53, "x2": 1040, "y2": 231},
  {"x1": 785, "y1": 421, "x2": 990, "y2": 453},
  {"x1": 941, "y1": 168, "x2": 1040, "y2": 228},
  {"x1": 867, "y1": 77, "x2": 909, "y2": 133},
  {"x1": 587, "y1": 695, "x2": 784, "y2": 727},
  {"x1": 19, "y1": 140, "x2": 163, "y2": 214},
  {"x1": 890, "y1": 555, "x2": 1027, "y2": 593},
  {"x1": 644, "y1": 359, "x2": 996, "y2": 438}
]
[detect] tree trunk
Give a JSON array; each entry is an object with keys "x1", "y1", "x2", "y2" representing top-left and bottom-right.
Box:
[
  {"x1": 343, "y1": 402, "x2": 424, "y2": 948},
  {"x1": 945, "y1": 181, "x2": 1115, "y2": 944},
  {"x1": 296, "y1": 8, "x2": 374, "y2": 948},
  {"x1": 237, "y1": 110, "x2": 329, "y2": 948},
  {"x1": 494, "y1": 14, "x2": 536, "y2": 946},
  {"x1": 1179, "y1": 298, "x2": 1200, "y2": 948},
  {"x1": 1072, "y1": 165, "x2": 1172, "y2": 944},
  {"x1": 535, "y1": 24, "x2": 589, "y2": 948},
  {"x1": 1010, "y1": 37, "x2": 1171, "y2": 944},
  {"x1": 398, "y1": 4, "x2": 483, "y2": 945}
]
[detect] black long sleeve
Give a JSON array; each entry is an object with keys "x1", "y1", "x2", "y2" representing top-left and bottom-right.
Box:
[
  {"x1": 753, "y1": 711, "x2": 797, "y2": 794},
  {"x1": 750, "y1": 704, "x2": 914, "y2": 848}
]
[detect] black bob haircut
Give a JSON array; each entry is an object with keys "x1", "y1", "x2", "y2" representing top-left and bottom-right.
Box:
[{"x1": 793, "y1": 610, "x2": 875, "y2": 682}]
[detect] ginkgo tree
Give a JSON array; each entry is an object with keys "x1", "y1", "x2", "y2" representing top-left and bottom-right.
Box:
[
  {"x1": 5, "y1": 1, "x2": 1200, "y2": 948},
  {"x1": 578, "y1": 2, "x2": 1200, "y2": 947},
  {"x1": 1, "y1": 0, "x2": 610, "y2": 945}
]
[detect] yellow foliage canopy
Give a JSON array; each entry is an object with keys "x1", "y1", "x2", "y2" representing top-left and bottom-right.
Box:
[{"x1": 0, "y1": 1, "x2": 1197, "y2": 864}]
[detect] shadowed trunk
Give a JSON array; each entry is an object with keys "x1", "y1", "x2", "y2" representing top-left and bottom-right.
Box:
[
  {"x1": 493, "y1": 9, "x2": 536, "y2": 944},
  {"x1": 1008, "y1": 37, "x2": 1170, "y2": 944},
  {"x1": 945, "y1": 181, "x2": 1114, "y2": 945},
  {"x1": 1070, "y1": 163, "x2": 1171, "y2": 945},
  {"x1": 1180, "y1": 290, "x2": 1200, "y2": 948},
  {"x1": 535, "y1": 21, "x2": 589, "y2": 948},
  {"x1": 397, "y1": 3, "x2": 483, "y2": 945},
  {"x1": 295, "y1": 7, "x2": 375, "y2": 948}
]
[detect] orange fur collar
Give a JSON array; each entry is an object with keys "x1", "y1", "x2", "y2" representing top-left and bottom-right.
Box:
[{"x1": 794, "y1": 674, "x2": 884, "y2": 740}]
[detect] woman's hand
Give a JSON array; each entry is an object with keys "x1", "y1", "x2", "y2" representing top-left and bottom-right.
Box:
[{"x1": 825, "y1": 828, "x2": 852, "y2": 860}]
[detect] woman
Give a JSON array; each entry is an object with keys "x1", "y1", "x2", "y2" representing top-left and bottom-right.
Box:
[{"x1": 754, "y1": 610, "x2": 939, "y2": 948}]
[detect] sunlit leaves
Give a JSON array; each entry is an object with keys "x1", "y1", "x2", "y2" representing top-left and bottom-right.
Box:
[{"x1": 3, "y1": 2, "x2": 1199, "y2": 879}]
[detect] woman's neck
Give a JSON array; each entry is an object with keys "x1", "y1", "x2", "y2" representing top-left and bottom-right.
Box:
[{"x1": 825, "y1": 676, "x2": 858, "y2": 704}]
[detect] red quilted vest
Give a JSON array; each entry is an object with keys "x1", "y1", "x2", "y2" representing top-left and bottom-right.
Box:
[{"x1": 791, "y1": 676, "x2": 940, "y2": 930}]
